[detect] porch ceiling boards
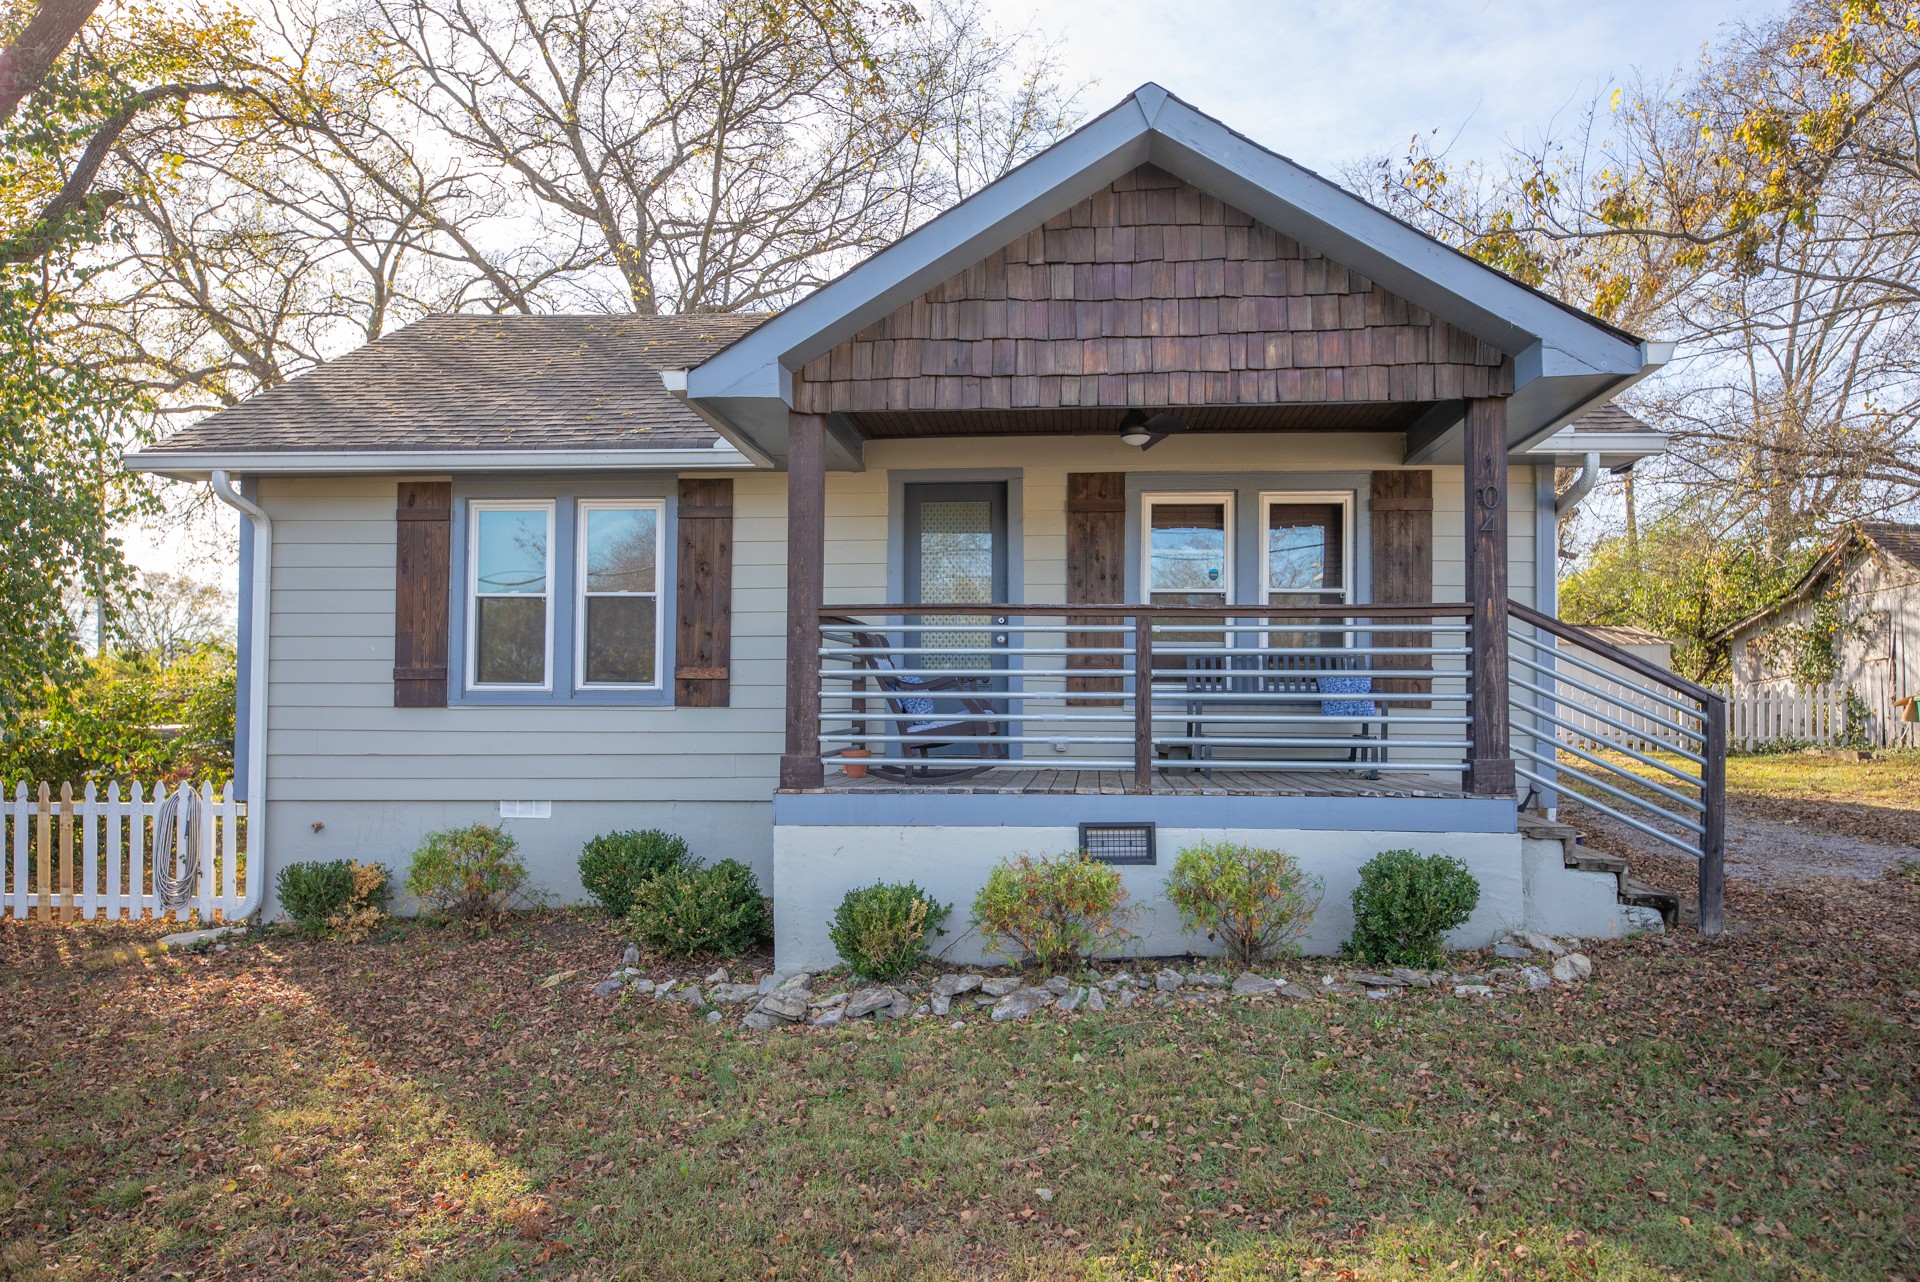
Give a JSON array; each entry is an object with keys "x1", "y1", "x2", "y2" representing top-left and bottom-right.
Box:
[
  {"x1": 793, "y1": 164, "x2": 1514, "y2": 421},
  {"x1": 846, "y1": 401, "x2": 1434, "y2": 439}
]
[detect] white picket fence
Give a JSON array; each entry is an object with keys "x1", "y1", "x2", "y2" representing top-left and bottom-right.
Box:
[
  {"x1": 2, "y1": 781, "x2": 247, "y2": 922},
  {"x1": 1725, "y1": 675, "x2": 1916, "y2": 751}
]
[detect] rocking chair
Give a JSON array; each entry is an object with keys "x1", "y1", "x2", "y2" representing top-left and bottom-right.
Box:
[{"x1": 845, "y1": 629, "x2": 1008, "y2": 782}]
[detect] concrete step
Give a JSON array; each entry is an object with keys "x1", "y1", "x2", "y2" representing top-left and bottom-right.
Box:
[{"x1": 1524, "y1": 808, "x2": 1680, "y2": 930}]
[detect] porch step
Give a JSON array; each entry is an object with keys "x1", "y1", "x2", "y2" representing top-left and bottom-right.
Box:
[
  {"x1": 1521, "y1": 810, "x2": 1678, "y2": 930},
  {"x1": 1620, "y1": 877, "x2": 1681, "y2": 927}
]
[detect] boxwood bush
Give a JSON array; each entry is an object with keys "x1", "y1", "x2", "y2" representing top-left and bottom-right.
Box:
[
  {"x1": 578, "y1": 828, "x2": 690, "y2": 916},
  {"x1": 275, "y1": 858, "x2": 391, "y2": 939},
  {"x1": 971, "y1": 851, "x2": 1129, "y2": 973},
  {"x1": 1344, "y1": 848, "x2": 1480, "y2": 968},
  {"x1": 276, "y1": 859, "x2": 356, "y2": 935},
  {"x1": 828, "y1": 881, "x2": 951, "y2": 981},
  {"x1": 628, "y1": 859, "x2": 771, "y2": 958}
]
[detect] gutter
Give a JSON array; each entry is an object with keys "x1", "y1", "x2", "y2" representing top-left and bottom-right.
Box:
[
  {"x1": 1554, "y1": 452, "x2": 1602, "y2": 521},
  {"x1": 209, "y1": 470, "x2": 270, "y2": 922}
]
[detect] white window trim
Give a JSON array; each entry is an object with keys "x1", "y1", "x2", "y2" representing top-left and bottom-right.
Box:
[
  {"x1": 1259, "y1": 490, "x2": 1355, "y2": 605},
  {"x1": 466, "y1": 499, "x2": 556, "y2": 692},
  {"x1": 1140, "y1": 491, "x2": 1237, "y2": 607},
  {"x1": 574, "y1": 497, "x2": 666, "y2": 691}
]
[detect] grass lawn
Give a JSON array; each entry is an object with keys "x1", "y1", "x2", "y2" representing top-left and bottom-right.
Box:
[
  {"x1": 1724, "y1": 750, "x2": 1920, "y2": 846},
  {"x1": 2, "y1": 860, "x2": 1916, "y2": 1281}
]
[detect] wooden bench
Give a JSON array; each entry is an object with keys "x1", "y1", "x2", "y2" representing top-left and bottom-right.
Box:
[{"x1": 1166, "y1": 651, "x2": 1384, "y2": 776}]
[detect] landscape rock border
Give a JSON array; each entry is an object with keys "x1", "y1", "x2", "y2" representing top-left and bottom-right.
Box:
[{"x1": 575, "y1": 931, "x2": 1596, "y2": 1031}]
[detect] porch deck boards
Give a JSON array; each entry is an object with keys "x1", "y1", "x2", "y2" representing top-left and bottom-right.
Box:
[{"x1": 818, "y1": 767, "x2": 1470, "y2": 798}]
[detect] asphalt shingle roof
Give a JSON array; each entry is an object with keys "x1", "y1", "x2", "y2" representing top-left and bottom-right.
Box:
[
  {"x1": 1861, "y1": 521, "x2": 1920, "y2": 571},
  {"x1": 150, "y1": 313, "x2": 771, "y2": 455},
  {"x1": 1566, "y1": 403, "x2": 1656, "y2": 434}
]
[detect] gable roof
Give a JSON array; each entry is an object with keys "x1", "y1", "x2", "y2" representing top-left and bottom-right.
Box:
[
  {"x1": 126, "y1": 314, "x2": 769, "y2": 477},
  {"x1": 1713, "y1": 521, "x2": 1920, "y2": 645},
  {"x1": 686, "y1": 84, "x2": 1668, "y2": 466}
]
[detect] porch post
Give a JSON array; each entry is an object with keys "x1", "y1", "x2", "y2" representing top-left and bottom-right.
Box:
[
  {"x1": 780, "y1": 412, "x2": 827, "y2": 790},
  {"x1": 1464, "y1": 396, "x2": 1515, "y2": 795}
]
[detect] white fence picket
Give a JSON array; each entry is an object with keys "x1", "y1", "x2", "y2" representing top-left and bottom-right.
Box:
[
  {"x1": 1724, "y1": 679, "x2": 1916, "y2": 751},
  {"x1": 1, "y1": 781, "x2": 246, "y2": 922}
]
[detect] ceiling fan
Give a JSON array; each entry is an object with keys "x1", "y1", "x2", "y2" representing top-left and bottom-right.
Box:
[{"x1": 1116, "y1": 408, "x2": 1189, "y2": 451}]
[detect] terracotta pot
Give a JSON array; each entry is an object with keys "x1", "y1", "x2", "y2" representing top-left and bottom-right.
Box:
[{"x1": 841, "y1": 747, "x2": 871, "y2": 779}]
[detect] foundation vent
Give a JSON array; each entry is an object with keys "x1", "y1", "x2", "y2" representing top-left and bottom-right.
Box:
[{"x1": 1080, "y1": 822, "x2": 1155, "y2": 866}]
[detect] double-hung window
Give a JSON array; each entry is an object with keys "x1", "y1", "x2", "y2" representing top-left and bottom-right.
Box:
[
  {"x1": 577, "y1": 499, "x2": 662, "y2": 688},
  {"x1": 469, "y1": 501, "x2": 555, "y2": 688},
  {"x1": 1262, "y1": 493, "x2": 1352, "y2": 650},
  {"x1": 462, "y1": 495, "x2": 666, "y2": 698},
  {"x1": 1143, "y1": 492, "x2": 1234, "y2": 646}
]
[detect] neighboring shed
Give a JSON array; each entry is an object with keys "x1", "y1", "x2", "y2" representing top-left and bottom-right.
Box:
[{"x1": 1714, "y1": 521, "x2": 1920, "y2": 746}]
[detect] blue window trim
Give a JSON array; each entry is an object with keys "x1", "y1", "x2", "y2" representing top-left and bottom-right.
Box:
[{"x1": 449, "y1": 475, "x2": 678, "y2": 707}]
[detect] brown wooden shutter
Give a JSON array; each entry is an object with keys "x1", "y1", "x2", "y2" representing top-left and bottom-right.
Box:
[
  {"x1": 393, "y1": 481, "x2": 452, "y2": 708},
  {"x1": 1370, "y1": 471, "x2": 1433, "y2": 702},
  {"x1": 674, "y1": 478, "x2": 734, "y2": 707},
  {"x1": 1066, "y1": 472, "x2": 1126, "y2": 703}
]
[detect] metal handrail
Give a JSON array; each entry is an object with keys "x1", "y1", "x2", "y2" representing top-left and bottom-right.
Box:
[{"x1": 1507, "y1": 601, "x2": 1725, "y2": 935}]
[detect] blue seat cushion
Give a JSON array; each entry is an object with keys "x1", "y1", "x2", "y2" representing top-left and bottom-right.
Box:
[{"x1": 1318, "y1": 673, "x2": 1378, "y2": 719}]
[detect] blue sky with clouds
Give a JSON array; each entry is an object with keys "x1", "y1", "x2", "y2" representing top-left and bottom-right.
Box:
[{"x1": 983, "y1": 0, "x2": 1773, "y2": 175}]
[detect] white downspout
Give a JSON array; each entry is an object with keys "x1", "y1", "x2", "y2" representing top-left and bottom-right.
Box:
[
  {"x1": 210, "y1": 470, "x2": 270, "y2": 920},
  {"x1": 1555, "y1": 452, "x2": 1602, "y2": 521}
]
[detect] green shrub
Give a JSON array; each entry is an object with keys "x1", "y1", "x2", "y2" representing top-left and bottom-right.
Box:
[
  {"x1": 1345, "y1": 848, "x2": 1480, "y2": 968},
  {"x1": 276, "y1": 858, "x2": 392, "y2": 938},
  {"x1": 971, "y1": 851, "x2": 1129, "y2": 973},
  {"x1": 404, "y1": 823, "x2": 529, "y2": 921},
  {"x1": 578, "y1": 828, "x2": 690, "y2": 916},
  {"x1": 628, "y1": 859, "x2": 771, "y2": 958},
  {"x1": 276, "y1": 859, "x2": 356, "y2": 934},
  {"x1": 1166, "y1": 840, "x2": 1321, "y2": 969},
  {"x1": 828, "y1": 882, "x2": 952, "y2": 981}
]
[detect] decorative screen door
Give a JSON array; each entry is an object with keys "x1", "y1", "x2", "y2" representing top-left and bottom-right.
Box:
[{"x1": 904, "y1": 483, "x2": 1008, "y2": 670}]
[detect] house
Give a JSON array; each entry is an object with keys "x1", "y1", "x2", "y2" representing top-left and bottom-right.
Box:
[
  {"x1": 127, "y1": 86, "x2": 1721, "y2": 965},
  {"x1": 1714, "y1": 521, "x2": 1920, "y2": 745}
]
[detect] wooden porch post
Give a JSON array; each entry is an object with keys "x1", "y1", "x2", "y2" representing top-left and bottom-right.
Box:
[
  {"x1": 781, "y1": 412, "x2": 827, "y2": 789},
  {"x1": 1464, "y1": 396, "x2": 1515, "y2": 795}
]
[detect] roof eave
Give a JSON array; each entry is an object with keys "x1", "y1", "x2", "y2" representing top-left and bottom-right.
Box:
[{"x1": 123, "y1": 444, "x2": 757, "y2": 482}]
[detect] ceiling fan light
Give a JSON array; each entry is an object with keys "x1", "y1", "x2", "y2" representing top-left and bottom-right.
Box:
[{"x1": 1119, "y1": 427, "x2": 1155, "y2": 447}]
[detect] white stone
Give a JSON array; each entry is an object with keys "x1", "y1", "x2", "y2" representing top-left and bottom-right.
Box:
[
  {"x1": 1453, "y1": 984, "x2": 1495, "y2": 997},
  {"x1": 1525, "y1": 931, "x2": 1570, "y2": 957},
  {"x1": 1154, "y1": 969, "x2": 1184, "y2": 991},
  {"x1": 1552, "y1": 953, "x2": 1593, "y2": 983},
  {"x1": 160, "y1": 926, "x2": 244, "y2": 949},
  {"x1": 705, "y1": 967, "x2": 730, "y2": 984},
  {"x1": 981, "y1": 976, "x2": 1022, "y2": 997},
  {"x1": 991, "y1": 987, "x2": 1055, "y2": 1022}
]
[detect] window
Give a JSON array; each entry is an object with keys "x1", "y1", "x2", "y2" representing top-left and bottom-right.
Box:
[
  {"x1": 1144, "y1": 492, "x2": 1234, "y2": 646},
  {"x1": 469, "y1": 501, "x2": 554, "y2": 688},
  {"x1": 1262, "y1": 493, "x2": 1352, "y2": 650},
  {"x1": 577, "y1": 500, "x2": 663, "y2": 688}
]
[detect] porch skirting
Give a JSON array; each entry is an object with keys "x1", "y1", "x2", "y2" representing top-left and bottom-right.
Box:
[{"x1": 771, "y1": 810, "x2": 1529, "y2": 970}]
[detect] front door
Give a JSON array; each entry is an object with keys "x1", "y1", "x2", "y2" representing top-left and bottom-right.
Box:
[
  {"x1": 903, "y1": 483, "x2": 1009, "y2": 757},
  {"x1": 904, "y1": 482, "x2": 1008, "y2": 662}
]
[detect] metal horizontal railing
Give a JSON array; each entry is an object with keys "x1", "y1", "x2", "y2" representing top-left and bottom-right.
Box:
[
  {"x1": 1507, "y1": 601, "x2": 1725, "y2": 934},
  {"x1": 819, "y1": 603, "x2": 1473, "y2": 785}
]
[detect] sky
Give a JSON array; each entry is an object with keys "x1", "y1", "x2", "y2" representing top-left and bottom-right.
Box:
[
  {"x1": 126, "y1": 0, "x2": 1778, "y2": 580},
  {"x1": 978, "y1": 0, "x2": 1767, "y2": 178}
]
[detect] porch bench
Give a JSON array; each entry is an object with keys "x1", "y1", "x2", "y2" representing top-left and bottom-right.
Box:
[{"x1": 1165, "y1": 652, "x2": 1384, "y2": 776}]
